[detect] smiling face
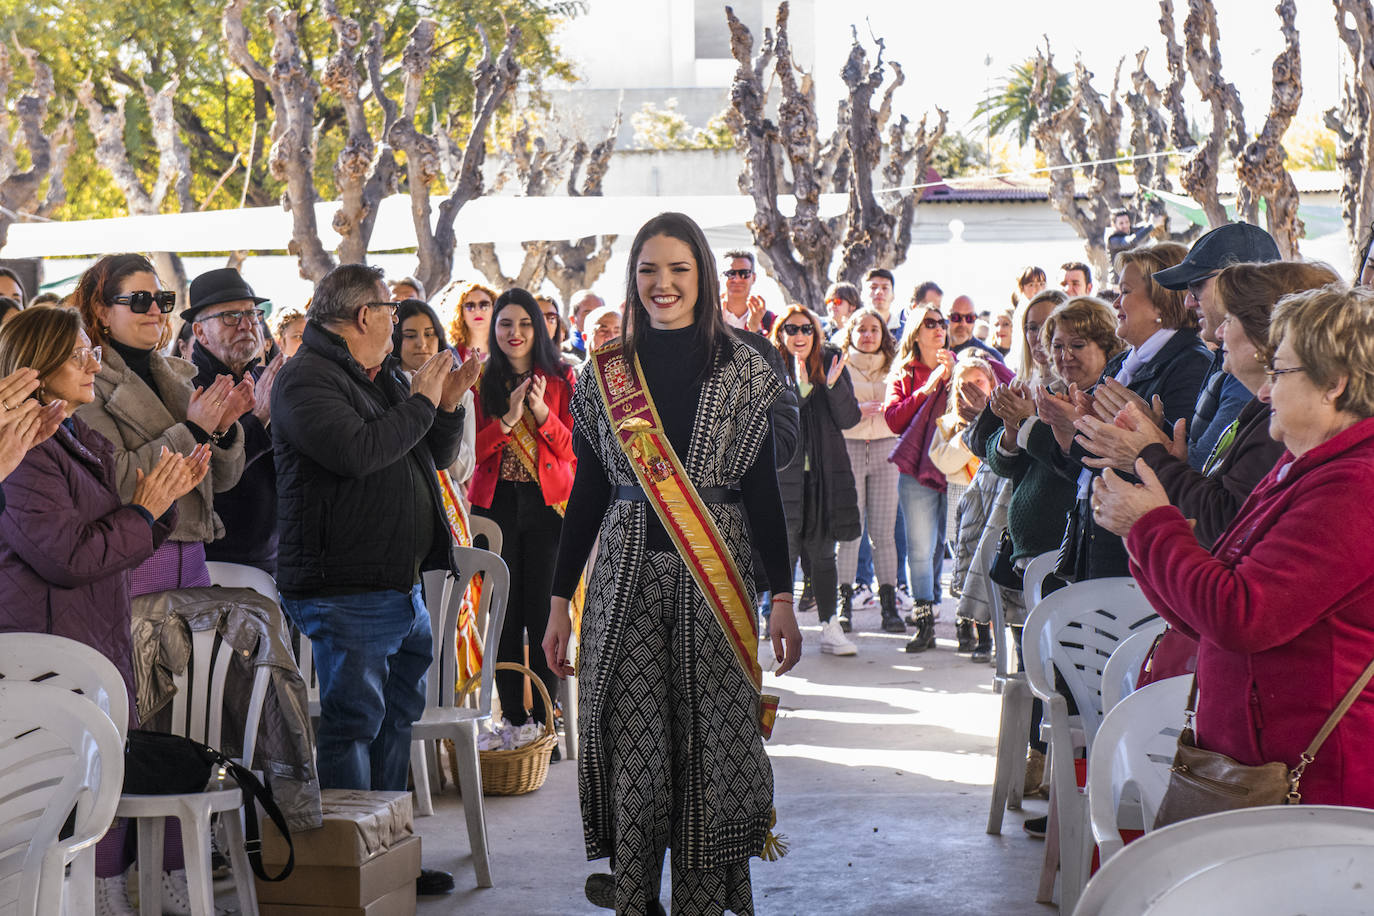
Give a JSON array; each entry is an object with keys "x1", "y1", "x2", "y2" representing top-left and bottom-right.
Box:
[
  {"x1": 462, "y1": 289, "x2": 494, "y2": 347},
  {"x1": 1114, "y1": 263, "x2": 1163, "y2": 348},
  {"x1": 590, "y1": 312, "x2": 621, "y2": 350},
  {"x1": 636, "y1": 234, "x2": 698, "y2": 330},
  {"x1": 723, "y1": 256, "x2": 755, "y2": 300},
  {"x1": 916, "y1": 308, "x2": 947, "y2": 362},
  {"x1": 853, "y1": 314, "x2": 884, "y2": 354},
  {"x1": 994, "y1": 312, "x2": 1014, "y2": 349},
  {"x1": 43, "y1": 329, "x2": 100, "y2": 413},
  {"x1": 1258, "y1": 335, "x2": 1344, "y2": 457},
  {"x1": 779, "y1": 313, "x2": 815, "y2": 360},
  {"x1": 99, "y1": 270, "x2": 166, "y2": 350},
  {"x1": 1218, "y1": 314, "x2": 1266, "y2": 394},
  {"x1": 1051, "y1": 324, "x2": 1110, "y2": 390},
  {"x1": 398, "y1": 313, "x2": 439, "y2": 373},
  {"x1": 494, "y1": 303, "x2": 536, "y2": 364},
  {"x1": 1187, "y1": 273, "x2": 1223, "y2": 343},
  {"x1": 948, "y1": 296, "x2": 977, "y2": 346}
]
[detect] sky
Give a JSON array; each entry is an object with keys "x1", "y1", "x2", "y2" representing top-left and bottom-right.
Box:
[{"x1": 803, "y1": 0, "x2": 1343, "y2": 142}]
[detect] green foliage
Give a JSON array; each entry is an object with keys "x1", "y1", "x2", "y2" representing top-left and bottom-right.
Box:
[
  {"x1": 630, "y1": 99, "x2": 733, "y2": 150},
  {"x1": 929, "y1": 131, "x2": 989, "y2": 178},
  {"x1": 1282, "y1": 112, "x2": 1338, "y2": 171},
  {"x1": 0, "y1": 0, "x2": 582, "y2": 221},
  {"x1": 971, "y1": 58, "x2": 1071, "y2": 147}
]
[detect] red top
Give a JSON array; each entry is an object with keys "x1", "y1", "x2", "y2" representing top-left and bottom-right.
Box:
[
  {"x1": 883, "y1": 359, "x2": 938, "y2": 434},
  {"x1": 468, "y1": 366, "x2": 577, "y2": 509},
  {"x1": 1127, "y1": 416, "x2": 1374, "y2": 807}
]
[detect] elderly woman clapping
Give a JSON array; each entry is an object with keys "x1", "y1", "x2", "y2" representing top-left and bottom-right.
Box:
[{"x1": 1093, "y1": 283, "x2": 1374, "y2": 807}]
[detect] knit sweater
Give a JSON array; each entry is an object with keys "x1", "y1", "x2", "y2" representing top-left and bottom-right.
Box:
[{"x1": 983, "y1": 425, "x2": 1078, "y2": 562}]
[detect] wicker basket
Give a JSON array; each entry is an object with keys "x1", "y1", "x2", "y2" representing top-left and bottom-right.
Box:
[{"x1": 454, "y1": 661, "x2": 558, "y2": 796}]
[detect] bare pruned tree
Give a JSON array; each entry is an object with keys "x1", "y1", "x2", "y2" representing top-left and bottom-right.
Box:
[
  {"x1": 394, "y1": 20, "x2": 520, "y2": 295},
  {"x1": 1126, "y1": 49, "x2": 1174, "y2": 225},
  {"x1": 1327, "y1": 0, "x2": 1374, "y2": 273},
  {"x1": 0, "y1": 41, "x2": 75, "y2": 254},
  {"x1": 1030, "y1": 48, "x2": 1127, "y2": 279},
  {"x1": 1238, "y1": 0, "x2": 1304, "y2": 259},
  {"x1": 77, "y1": 75, "x2": 193, "y2": 306},
  {"x1": 223, "y1": 0, "x2": 334, "y2": 283},
  {"x1": 543, "y1": 110, "x2": 622, "y2": 306},
  {"x1": 726, "y1": 2, "x2": 943, "y2": 307},
  {"x1": 1160, "y1": 0, "x2": 1251, "y2": 228}
]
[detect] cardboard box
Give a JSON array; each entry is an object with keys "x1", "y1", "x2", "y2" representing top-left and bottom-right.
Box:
[
  {"x1": 256, "y1": 835, "x2": 422, "y2": 907},
  {"x1": 258, "y1": 880, "x2": 416, "y2": 916},
  {"x1": 262, "y1": 790, "x2": 413, "y2": 867}
]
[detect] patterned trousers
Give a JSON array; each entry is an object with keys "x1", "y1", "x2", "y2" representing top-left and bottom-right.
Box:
[
  {"x1": 836, "y1": 437, "x2": 900, "y2": 586},
  {"x1": 603, "y1": 549, "x2": 759, "y2": 916}
]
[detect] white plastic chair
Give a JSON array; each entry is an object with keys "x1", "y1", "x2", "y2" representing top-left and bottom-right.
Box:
[
  {"x1": 1100, "y1": 622, "x2": 1168, "y2": 714},
  {"x1": 1073, "y1": 805, "x2": 1374, "y2": 916},
  {"x1": 1022, "y1": 551, "x2": 1059, "y2": 610},
  {"x1": 409, "y1": 545, "x2": 510, "y2": 888},
  {"x1": 1087, "y1": 675, "x2": 1190, "y2": 866},
  {"x1": 115, "y1": 622, "x2": 271, "y2": 916},
  {"x1": 1021, "y1": 577, "x2": 1160, "y2": 914},
  {"x1": 0, "y1": 681, "x2": 124, "y2": 916},
  {"x1": 0, "y1": 635, "x2": 130, "y2": 915},
  {"x1": 986, "y1": 532, "x2": 1035, "y2": 834}
]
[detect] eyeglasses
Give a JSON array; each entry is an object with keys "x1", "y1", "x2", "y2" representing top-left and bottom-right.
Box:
[
  {"x1": 946, "y1": 313, "x2": 977, "y2": 324},
  {"x1": 111, "y1": 291, "x2": 176, "y2": 314},
  {"x1": 723, "y1": 269, "x2": 754, "y2": 280},
  {"x1": 921, "y1": 317, "x2": 949, "y2": 330},
  {"x1": 780, "y1": 324, "x2": 814, "y2": 337},
  {"x1": 1186, "y1": 272, "x2": 1220, "y2": 299},
  {"x1": 463, "y1": 300, "x2": 493, "y2": 312},
  {"x1": 70, "y1": 346, "x2": 102, "y2": 367},
  {"x1": 364, "y1": 302, "x2": 399, "y2": 322},
  {"x1": 1264, "y1": 361, "x2": 1305, "y2": 383},
  {"x1": 198, "y1": 308, "x2": 265, "y2": 327}
]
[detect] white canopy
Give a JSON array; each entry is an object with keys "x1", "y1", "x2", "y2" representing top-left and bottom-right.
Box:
[{"x1": 4, "y1": 192, "x2": 851, "y2": 258}]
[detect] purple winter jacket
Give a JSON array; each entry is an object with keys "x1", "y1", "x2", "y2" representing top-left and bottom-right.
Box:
[{"x1": 0, "y1": 416, "x2": 176, "y2": 725}]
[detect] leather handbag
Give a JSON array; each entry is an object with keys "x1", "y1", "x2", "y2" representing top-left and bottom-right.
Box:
[
  {"x1": 1153, "y1": 657, "x2": 1374, "y2": 829},
  {"x1": 124, "y1": 730, "x2": 296, "y2": 881},
  {"x1": 988, "y1": 530, "x2": 1023, "y2": 590}
]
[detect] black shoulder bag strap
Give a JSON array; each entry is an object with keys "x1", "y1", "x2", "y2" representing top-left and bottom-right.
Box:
[{"x1": 212, "y1": 751, "x2": 296, "y2": 882}]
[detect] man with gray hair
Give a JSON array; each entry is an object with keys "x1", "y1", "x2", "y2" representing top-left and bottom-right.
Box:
[
  {"x1": 567, "y1": 289, "x2": 604, "y2": 355},
  {"x1": 271, "y1": 264, "x2": 478, "y2": 892}
]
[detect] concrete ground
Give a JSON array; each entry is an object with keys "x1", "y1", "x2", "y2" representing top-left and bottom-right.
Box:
[{"x1": 411, "y1": 598, "x2": 1055, "y2": 915}]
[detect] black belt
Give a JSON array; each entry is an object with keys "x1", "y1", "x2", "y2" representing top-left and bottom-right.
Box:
[{"x1": 616, "y1": 484, "x2": 742, "y2": 504}]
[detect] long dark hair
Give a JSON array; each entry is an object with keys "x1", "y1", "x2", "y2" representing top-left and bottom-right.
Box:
[
  {"x1": 622, "y1": 211, "x2": 730, "y2": 374},
  {"x1": 391, "y1": 298, "x2": 451, "y2": 360},
  {"x1": 479, "y1": 287, "x2": 567, "y2": 419},
  {"x1": 771, "y1": 305, "x2": 828, "y2": 385}
]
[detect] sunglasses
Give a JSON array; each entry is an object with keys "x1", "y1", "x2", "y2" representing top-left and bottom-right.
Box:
[
  {"x1": 463, "y1": 300, "x2": 493, "y2": 312},
  {"x1": 112, "y1": 291, "x2": 176, "y2": 314},
  {"x1": 780, "y1": 323, "x2": 814, "y2": 337},
  {"x1": 1187, "y1": 272, "x2": 1220, "y2": 298},
  {"x1": 946, "y1": 313, "x2": 977, "y2": 324},
  {"x1": 723, "y1": 269, "x2": 754, "y2": 279},
  {"x1": 921, "y1": 317, "x2": 949, "y2": 330}
]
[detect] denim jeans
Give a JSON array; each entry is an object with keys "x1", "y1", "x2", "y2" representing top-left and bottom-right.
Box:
[
  {"x1": 897, "y1": 473, "x2": 947, "y2": 603},
  {"x1": 283, "y1": 585, "x2": 432, "y2": 791}
]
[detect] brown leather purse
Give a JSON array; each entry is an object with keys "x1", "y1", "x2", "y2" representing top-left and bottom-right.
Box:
[{"x1": 1153, "y1": 658, "x2": 1374, "y2": 829}]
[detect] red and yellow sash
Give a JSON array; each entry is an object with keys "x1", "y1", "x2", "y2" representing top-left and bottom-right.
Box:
[
  {"x1": 592, "y1": 343, "x2": 779, "y2": 739},
  {"x1": 436, "y1": 468, "x2": 483, "y2": 684},
  {"x1": 507, "y1": 409, "x2": 567, "y2": 517}
]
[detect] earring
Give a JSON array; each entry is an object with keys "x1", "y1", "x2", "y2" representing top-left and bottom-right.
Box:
[{"x1": 1155, "y1": 317, "x2": 1163, "y2": 323}]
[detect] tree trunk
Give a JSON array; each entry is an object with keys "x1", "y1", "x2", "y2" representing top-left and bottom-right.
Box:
[
  {"x1": 1328, "y1": 0, "x2": 1374, "y2": 274},
  {"x1": 1237, "y1": 0, "x2": 1303, "y2": 259},
  {"x1": 0, "y1": 43, "x2": 74, "y2": 254},
  {"x1": 542, "y1": 111, "x2": 622, "y2": 304},
  {"x1": 223, "y1": 0, "x2": 335, "y2": 283}
]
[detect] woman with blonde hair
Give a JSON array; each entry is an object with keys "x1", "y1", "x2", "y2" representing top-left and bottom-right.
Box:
[{"x1": 436, "y1": 279, "x2": 498, "y2": 362}]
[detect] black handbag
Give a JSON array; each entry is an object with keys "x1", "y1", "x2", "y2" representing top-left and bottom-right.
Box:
[
  {"x1": 988, "y1": 530, "x2": 1023, "y2": 590},
  {"x1": 123, "y1": 730, "x2": 295, "y2": 881}
]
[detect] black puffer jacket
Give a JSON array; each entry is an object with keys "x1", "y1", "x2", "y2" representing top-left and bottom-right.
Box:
[
  {"x1": 271, "y1": 323, "x2": 463, "y2": 598},
  {"x1": 779, "y1": 344, "x2": 862, "y2": 543}
]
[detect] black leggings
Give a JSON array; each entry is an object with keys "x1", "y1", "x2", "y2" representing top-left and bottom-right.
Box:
[{"x1": 474, "y1": 480, "x2": 562, "y2": 727}]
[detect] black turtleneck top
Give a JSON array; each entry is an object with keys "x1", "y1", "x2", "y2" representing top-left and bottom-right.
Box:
[
  {"x1": 551, "y1": 324, "x2": 791, "y2": 598},
  {"x1": 108, "y1": 338, "x2": 160, "y2": 399}
]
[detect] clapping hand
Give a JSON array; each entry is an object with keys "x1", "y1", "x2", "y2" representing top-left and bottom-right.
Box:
[
  {"x1": 0, "y1": 398, "x2": 65, "y2": 481},
  {"x1": 525, "y1": 374, "x2": 549, "y2": 426},
  {"x1": 825, "y1": 352, "x2": 847, "y2": 388},
  {"x1": 1034, "y1": 384, "x2": 1086, "y2": 452},
  {"x1": 217, "y1": 377, "x2": 255, "y2": 432},
  {"x1": 747, "y1": 295, "x2": 767, "y2": 332},
  {"x1": 957, "y1": 382, "x2": 988, "y2": 423},
  {"x1": 409, "y1": 351, "x2": 450, "y2": 409},
  {"x1": 1091, "y1": 460, "x2": 1172, "y2": 537},
  {"x1": 252, "y1": 354, "x2": 284, "y2": 425},
  {"x1": 131, "y1": 445, "x2": 212, "y2": 519},
  {"x1": 441, "y1": 354, "x2": 482, "y2": 412},
  {"x1": 502, "y1": 377, "x2": 532, "y2": 430},
  {"x1": 989, "y1": 382, "x2": 1036, "y2": 436},
  {"x1": 1092, "y1": 378, "x2": 1164, "y2": 428},
  {"x1": 1076, "y1": 400, "x2": 1184, "y2": 471}
]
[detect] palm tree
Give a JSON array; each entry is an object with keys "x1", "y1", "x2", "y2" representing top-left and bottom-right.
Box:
[{"x1": 972, "y1": 58, "x2": 1071, "y2": 147}]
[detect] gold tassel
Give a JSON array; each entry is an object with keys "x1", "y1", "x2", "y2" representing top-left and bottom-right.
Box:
[{"x1": 760, "y1": 807, "x2": 789, "y2": 861}]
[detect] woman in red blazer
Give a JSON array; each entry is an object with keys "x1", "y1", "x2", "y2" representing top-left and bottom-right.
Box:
[
  {"x1": 1094, "y1": 283, "x2": 1374, "y2": 807},
  {"x1": 470, "y1": 288, "x2": 576, "y2": 737}
]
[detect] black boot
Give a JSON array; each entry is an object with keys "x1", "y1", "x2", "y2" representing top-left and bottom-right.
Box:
[
  {"x1": 971, "y1": 623, "x2": 992, "y2": 663},
  {"x1": 956, "y1": 619, "x2": 976, "y2": 653},
  {"x1": 838, "y1": 584, "x2": 853, "y2": 632},
  {"x1": 904, "y1": 602, "x2": 937, "y2": 652},
  {"x1": 878, "y1": 584, "x2": 906, "y2": 633}
]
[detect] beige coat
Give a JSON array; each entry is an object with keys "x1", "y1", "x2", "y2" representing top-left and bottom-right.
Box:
[
  {"x1": 843, "y1": 348, "x2": 897, "y2": 441},
  {"x1": 76, "y1": 346, "x2": 245, "y2": 543}
]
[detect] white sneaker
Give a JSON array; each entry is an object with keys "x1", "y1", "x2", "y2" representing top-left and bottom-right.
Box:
[
  {"x1": 159, "y1": 868, "x2": 232, "y2": 916},
  {"x1": 818, "y1": 618, "x2": 858, "y2": 656},
  {"x1": 894, "y1": 584, "x2": 915, "y2": 611},
  {"x1": 851, "y1": 583, "x2": 878, "y2": 610},
  {"x1": 95, "y1": 871, "x2": 137, "y2": 916}
]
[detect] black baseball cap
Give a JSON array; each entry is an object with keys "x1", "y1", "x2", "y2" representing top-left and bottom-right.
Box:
[{"x1": 1153, "y1": 223, "x2": 1282, "y2": 290}]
